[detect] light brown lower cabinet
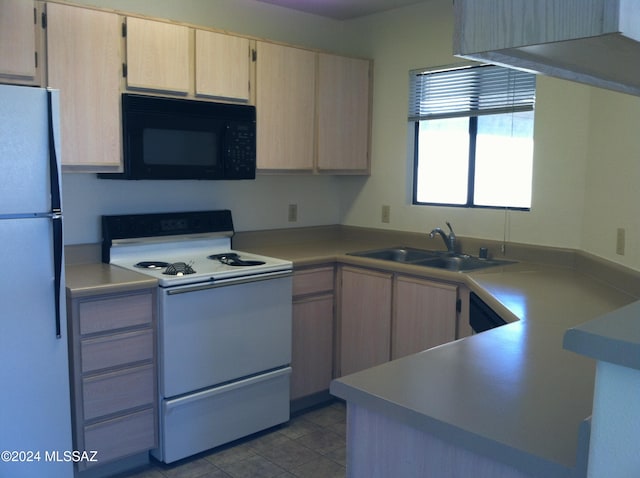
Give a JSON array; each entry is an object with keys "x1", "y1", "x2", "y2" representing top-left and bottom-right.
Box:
[
  {"x1": 338, "y1": 266, "x2": 465, "y2": 376},
  {"x1": 66, "y1": 288, "x2": 157, "y2": 471},
  {"x1": 392, "y1": 276, "x2": 458, "y2": 359},
  {"x1": 291, "y1": 266, "x2": 335, "y2": 401},
  {"x1": 338, "y1": 266, "x2": 393, "y2": 376}
]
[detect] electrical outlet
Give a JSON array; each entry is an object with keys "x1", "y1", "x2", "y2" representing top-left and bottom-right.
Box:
[
  {"x1": 288, "y1": 204, "x2": 297, "y2": 222},
  {"x1": 616, "y1": 227, "x2": 625, "y2": 255},
  {"x1": 381, "y1": 205, "x2": 391, "y2": 223}
]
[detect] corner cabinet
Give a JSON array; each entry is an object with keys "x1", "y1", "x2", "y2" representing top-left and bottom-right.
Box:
[
  {"x1": 317, "y1": 53, "x2": 371, "y2": 173},
  {"x1": 0, "y1": 0, "x2": 43, "y2": 85},
  {"x1": 45, "y1": 3, "x2": 122, "y2": 171},
  {"x1": 392, "y1": 276, "x2": 458, "y2": 359},
  {"x1": 66, "y1": 287, "x2": 157, "y2": 471}
]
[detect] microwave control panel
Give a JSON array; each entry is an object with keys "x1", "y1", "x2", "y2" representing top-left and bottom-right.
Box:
[{"x1": 225, "y1": 122, "x2": 256, "y2": 179}]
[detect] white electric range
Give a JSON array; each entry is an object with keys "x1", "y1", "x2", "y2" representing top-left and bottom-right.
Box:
[{"x1": 102, "y1": 210, "x2": 293, "y2": 463}]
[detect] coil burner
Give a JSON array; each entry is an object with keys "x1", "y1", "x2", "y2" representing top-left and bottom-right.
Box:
[
  {"x1": 164, "y1": 262, "x2": 196, "y2": 276},
  {"x1": 135, "y1": 261, "x2": 170, "y2": 269},
  {"x1": 208, "y1": 253, "x2": 266, "y2": 267}
]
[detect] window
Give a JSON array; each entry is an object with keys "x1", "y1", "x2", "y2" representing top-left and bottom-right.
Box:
[{"x1": 409, "y1": 64, "x2": 536, "y2": 209}]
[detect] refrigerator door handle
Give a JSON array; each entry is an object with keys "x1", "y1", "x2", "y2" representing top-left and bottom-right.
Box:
[
  {"x1": 47, "y1": 89, "x2": 63, "y2": 339},
  {"x1": 46, "y1": 89, "x2": 62, "y2": 214},
  {"x1": 52, "y1": 216, "x2": 63, "y2": 338}
]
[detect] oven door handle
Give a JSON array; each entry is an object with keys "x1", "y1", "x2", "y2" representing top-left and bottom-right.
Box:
[
  {"x1": 164, "y1": 367, "x2": 292, "y2": 410},
  {"x1": 165, "y1": 269, "x2": 292, "y2": 295}
]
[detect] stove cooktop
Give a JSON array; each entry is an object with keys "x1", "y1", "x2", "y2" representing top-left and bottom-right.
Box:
[
  {"x1": 110, "y1": 244, "x2": 291, "y2": 287},
  {"x1": 102, "y1": 210, "x2": 292, "y2": 287}
]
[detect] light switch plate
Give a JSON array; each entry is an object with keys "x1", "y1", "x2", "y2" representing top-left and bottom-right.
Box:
[{"x1": 381, "y1": 205, "x2": 390, "y2": 223}]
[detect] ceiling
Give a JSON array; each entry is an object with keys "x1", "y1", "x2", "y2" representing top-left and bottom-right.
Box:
[{"x1": 252, "y1": 0, "x2": 429, "y2": 20}]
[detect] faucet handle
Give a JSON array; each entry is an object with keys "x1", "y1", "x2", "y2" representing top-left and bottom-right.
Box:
[{"x1": 446, "y1": 222, "x2": 455, "y2": 235}]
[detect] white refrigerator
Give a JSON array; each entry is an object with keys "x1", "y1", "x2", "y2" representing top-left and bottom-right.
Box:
[{"x1": 0, "y1": 85, "x2": 73, "y2": 478}]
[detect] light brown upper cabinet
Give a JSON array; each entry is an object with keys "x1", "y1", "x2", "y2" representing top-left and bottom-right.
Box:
[
  {"x1": 46, "y1": 3, "x2": 122, "y2": 171},
  {"x1": 255, "y1": 41, "x2": 316, "y2": 171},
  {"x1": 0, "y1": 0, "x2": 42, "y2": 85},
  {"x1": 125, "y1": 16, "x2": 191, "y2": 95},
  {"x1": 195, "y1": 30, "x2": 252, "y2": 102},
  {"x1": 317, "y1": 53, "x2": 371, "y2": 173}
]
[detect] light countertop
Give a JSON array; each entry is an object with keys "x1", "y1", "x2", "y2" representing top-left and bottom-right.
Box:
[
  {"x1": 331, "y1": 263, "x2": 634, "y2": 476},
  {"x1": 564, "y1": 300, "x2": 640, "y2": 370},
  {"x1": 65, "y1": 263, "x2": 157, "y2": 298},
  {"x1": 66, "y1": 225, "x2": 640, "y2": 475},
  {"x1": 234, "y1": 226, "x2": 639, "y2": 476}
]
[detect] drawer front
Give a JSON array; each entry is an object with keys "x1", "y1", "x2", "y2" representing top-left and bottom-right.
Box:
[
  {"x1": 159, "y1": 368, "x2": 290, "y2": 463},
  {"x1": 79, "y1": 292, "x2": 153, "y2": 335},
  {"x1": 83, "y1": 364, "x2": 155, "y2": 421},
  {"x1": 83, "y1": 407, "x2": 156, "y2": 469},
  {"x1": 81, "y1": 329, "x2": 153, "y2": 374},
  {"x1": 293, "y1": 267, "x2": 334, "y2": 297}
]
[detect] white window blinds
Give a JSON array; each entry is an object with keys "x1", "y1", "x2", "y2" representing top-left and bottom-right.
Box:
[{"x1": 409, "y1": 64, "x2": 536, "y2": 122}]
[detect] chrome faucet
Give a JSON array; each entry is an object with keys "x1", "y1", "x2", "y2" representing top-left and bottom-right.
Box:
[{"x1": 429, "y1": 222, "x2": 456, "y2": 253}]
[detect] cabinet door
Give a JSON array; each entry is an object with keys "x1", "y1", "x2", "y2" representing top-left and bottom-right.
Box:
[
  {"x1": 195, "y1": 29, "x2": 251, "y2": 102},
  {"x1": 125, "y1": 16, "x2": 191, "y2": 94},
  {"x1": 0, "y1": 0, "x2": 39, "y2": 84},
  {"x1": 291, "y1": 295, "x2": 334, "y2": 400},
  {"x1": 256, "y1": 41, "x2": 316, "y2": 171},
  {"x1": 392, "y1": 276, "x2": 458, "y2": 360},
  {"x1": 46, "y1": 3, "x2": 121, "y2": 171},
  {"x1": 317, "y1": 53, "x2": 371, "y2": 173},
  {"x1": 339, "y1": 267, "x2": 392, "y2": 376}
]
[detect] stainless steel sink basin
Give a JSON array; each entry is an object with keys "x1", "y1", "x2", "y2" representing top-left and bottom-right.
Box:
[
  {"x1": 347, "y1": 247, "x2": 515, "y2": 272},
  {"x1": 413, "y1": 255, "x2": 515, "y2": 272},
  {"x1": 347, "y1": 247, "x2": 444, "y2": 263}
]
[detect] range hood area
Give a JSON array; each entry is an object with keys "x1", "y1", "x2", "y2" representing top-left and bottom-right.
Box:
[{"x1": 453, "y1": 0, "x2": 640, "y2": 97}]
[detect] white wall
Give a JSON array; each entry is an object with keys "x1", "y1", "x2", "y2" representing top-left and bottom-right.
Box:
[
  {"x1": 582, "y1": 88, "x2": 640, "y2": 270},
  {"x1": 339, "y1": 1, "x2": 590, "y2": 249}
]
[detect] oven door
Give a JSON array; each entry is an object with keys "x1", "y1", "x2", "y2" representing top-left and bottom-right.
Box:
[{"x1": 158, "y1": 272, "x2": 292, "y2": 398}]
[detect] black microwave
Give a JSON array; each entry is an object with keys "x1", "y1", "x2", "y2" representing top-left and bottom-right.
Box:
[{"x1": 99, "y1": 94, "x2": 256, "y2": 180}]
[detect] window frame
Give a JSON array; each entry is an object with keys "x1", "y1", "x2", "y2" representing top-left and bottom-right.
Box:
[{"x1": 410, "y1": 63, "x2": 535, "y2": 211}]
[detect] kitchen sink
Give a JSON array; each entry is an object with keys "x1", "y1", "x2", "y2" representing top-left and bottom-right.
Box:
[
  {"x1": 347, "y1": 247, "x2": 515, "y2": 272},
  {"x1": 412, "y1": 255, "x2": 515, "y2": 272},
  {"x1": 347, "y1": 247, "x2": 444, "y2": 263}
]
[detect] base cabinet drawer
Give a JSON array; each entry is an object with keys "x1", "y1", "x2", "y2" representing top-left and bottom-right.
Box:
[
  {"x1": 156, "y1": 368, "x2": 291, "y2": 464},
  {"x1": 67, "y1": 240, "x2": 157, "y2": 470},
  {"x1": 81, "y1": 329, "x2": 153, "y2": 373},
  {"x1": 83, "y1": 408, "x2": 156, "y2": 470},
  {"x1": 293, "y1": 266, "x2": 334, "y2": 296},
  {"x1": 79, "y1": 293, "x2": 153, "y2": 335},
  {"x1": 83, "y1": 364, "x2": 155, "y2": 421}
]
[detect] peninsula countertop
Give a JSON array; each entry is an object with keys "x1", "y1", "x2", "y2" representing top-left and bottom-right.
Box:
[{"x1": 331, "y1": 263, "x2": 634, "y2": 476}]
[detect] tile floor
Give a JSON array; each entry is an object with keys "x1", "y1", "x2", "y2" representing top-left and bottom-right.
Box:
[{"x1": 115, "y1": 401, "x2": 346, "y2": 478}]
